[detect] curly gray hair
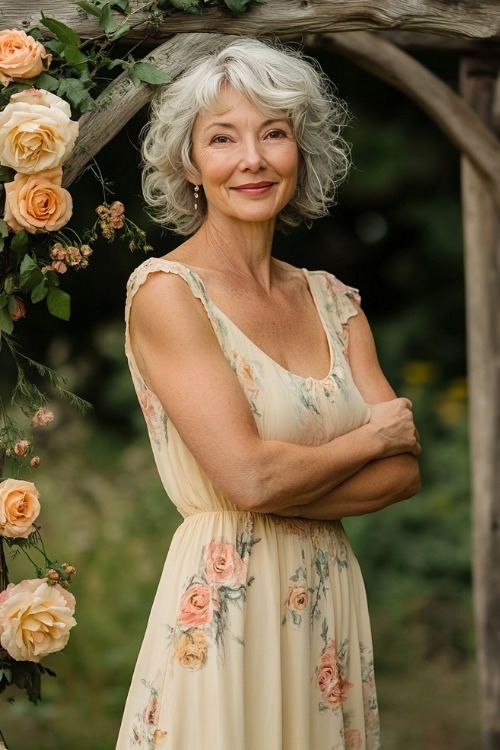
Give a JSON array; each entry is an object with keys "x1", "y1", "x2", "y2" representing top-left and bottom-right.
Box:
[{"x1": 141, "y1": 37, "x2": 350, "y2": 235}]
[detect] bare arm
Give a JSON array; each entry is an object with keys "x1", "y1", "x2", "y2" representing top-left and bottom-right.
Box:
[
  {"x1": 129, "y1": 272, "x2": 420, "y2": 514},
  {"x1": 276, "y1": 302, "x2": 421, "y2": 520}
]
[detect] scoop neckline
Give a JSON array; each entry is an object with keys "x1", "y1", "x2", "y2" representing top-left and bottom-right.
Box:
[{"x1": 146, "y1": 257, "x2": 336, "y2": 384}]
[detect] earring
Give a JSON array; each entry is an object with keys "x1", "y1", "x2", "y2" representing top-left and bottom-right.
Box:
[{"x1": 194, "y1": 184, "x2": 200, "y2": 211}]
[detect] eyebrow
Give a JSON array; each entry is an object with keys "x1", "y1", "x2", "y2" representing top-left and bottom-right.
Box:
[{"x1": 202, "y1": 118, "x2": 289, "y2": 132}]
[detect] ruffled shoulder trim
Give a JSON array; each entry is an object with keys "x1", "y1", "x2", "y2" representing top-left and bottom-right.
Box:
[
  {"x1": 124, "y1": 257, "x2": 217, "y2": 363},
  {"x1": 305, "y1": 270, "x2": 360, "y2": 325}
]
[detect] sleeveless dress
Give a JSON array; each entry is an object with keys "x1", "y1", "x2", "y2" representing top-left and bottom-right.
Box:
[{"x1": 117, "y1": 257, "x2": 381, "y2": 750}]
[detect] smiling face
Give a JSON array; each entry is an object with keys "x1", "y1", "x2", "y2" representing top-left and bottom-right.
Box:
[{"x1": 188, "y1": 86, "x2": 299, "y2": 228}]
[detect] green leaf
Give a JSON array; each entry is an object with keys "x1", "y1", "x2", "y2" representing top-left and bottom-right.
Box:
[
  {"x1": 40, "y1": 14, "x2": 81, "y2": 46},
  {"x1": 0, "y1": 166, "x2": 15, "y2": 184},
  {"x1": 76, "y1": 0, "x2": 103, "y2": 18},
  {"x1": 31, "y1": 72, "x2": 60, "y2": 92},
  {"x1": 31, "y1": 279, "x2": 48, "y2": 305},
  {"x1": 110, "y1": 24, "x2": 131, "y2": 42},
  {"x1": 64, "y1": 44, "x2": 90, "y2": 71},
  {"x1": 99, "y1": 4, "x2": 119, "y2": 34},
  {"x1": 19, "y1": 255, "x2": 43, "y2": 293},
  {"x1": 0, "y1": 305, "x2": 14, "y2": 335},
  {"x1": 47, "y1": 287, "x2": 71, "y2": 320},
  {"x1": 168, "y1": 0, "x2": 203, "y2": 13},
  {"x1": 57, "y1": 78, "x2": 95, "y2": 114},
  {"x1": 129, "y1": 62, "x2": 171, "y2": 86},
  {"x1": 111, "y1": 0, "x2": 131, "y2": 10},
  {"x1": 223, "y1": 0, "x2": 257, "y2": 12},
  {"x1": 10, "y1": 230, "x2": 29, "y2": 256},
  {"x1": 3, "y1": 276, "x2": 13, "y2": 294}
]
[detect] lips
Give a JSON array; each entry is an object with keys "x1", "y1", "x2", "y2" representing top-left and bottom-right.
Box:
[{"x1": 231, "y1": 181, "x2": 275, "y2": 193}]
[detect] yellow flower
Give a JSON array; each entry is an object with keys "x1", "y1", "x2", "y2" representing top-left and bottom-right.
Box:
[
  {"x1": 172, "y1": 630, "x2": 208, "y2": 670},
  {"x1": 0, "y1": 477, "x2": 40, "y2": 538},
  {"x1": 0, "y1": 88, "x2": 78, "y2": 174},
  {"x1": 0, "y1": 579, "x2": 76, "y2": 662},
  {"x1": 0, "y1": 29, "x2": 49, "y2": 86},
  {"x1": 4, "y1": 168, "x2": 73, "y2": 233}
]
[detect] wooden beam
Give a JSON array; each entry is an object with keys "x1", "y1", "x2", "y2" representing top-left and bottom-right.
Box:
[
  {"x1": 314, "y1": 32, "x2": 500, "y2": 210},
  {"x1": 460, "y1": 56, "x2": 500, "y2": 750},
  {"x1": 3, "y1": 0, "x2": 500, "y2": 43}
]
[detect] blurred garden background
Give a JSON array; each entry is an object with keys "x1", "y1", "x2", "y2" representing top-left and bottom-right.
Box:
[{"x1": 0, "y1": 45, "x2": 476, "y2": 748}]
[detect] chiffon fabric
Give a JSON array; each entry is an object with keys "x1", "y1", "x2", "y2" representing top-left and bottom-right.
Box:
[{"x1": 117, "y1": 257, "x2": 380, "y2": 750}]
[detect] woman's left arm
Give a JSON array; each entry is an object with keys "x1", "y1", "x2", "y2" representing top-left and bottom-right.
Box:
[{"x1": 275, "y1": 302, "x2": 421, "y2": 520}]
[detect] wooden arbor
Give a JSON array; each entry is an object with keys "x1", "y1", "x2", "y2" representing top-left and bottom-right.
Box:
[{"x1": 4, "y1": 2, "x2": 500, "y2": 747}]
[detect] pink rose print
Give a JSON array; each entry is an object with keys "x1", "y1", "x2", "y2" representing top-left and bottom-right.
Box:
[
  {"x1": 177, "y1": 584, "x2": 219, "y2": 628},
  {"x1": 205, "y1": 540, "x2": 248, "y2": 587},
  {"x1": 317, "y1": 639, "x2": 353, "y2": 708}
]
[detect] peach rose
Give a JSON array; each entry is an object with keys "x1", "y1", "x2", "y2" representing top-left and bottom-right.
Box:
[
  {"x1": 0, "y1": 88, "x2": 78, "y2": 174},
  {"x1": 0, "y1": 29, "x2": 49, "y2": 86},
  {"x1": 172, "y1": 630, "x2": 208, "y2": 670},
  {"x1": 317, "y1": 639, "x2": 352, "y2": 708},
  {"x1": 0, "y1": 578, "x2": 76, "y2": 662},
  {"x1": 31, "y1": 407, "x2": 54, "y2": 427},
  {"x1": 4, "y1": 168, "x2": 73, "y2": 233},
  {"x1": 205, "y1": 540, "x2": 248, "y2": 587},
  {"x1": 286, "y1": 581, "x2": 309, "y2": 611},
  {"x1": 0, "y1": 477, "x2": 40, "y2": 538},
  {"x1": 177, "y1": 584, "x2": 218, "y2": 628}
]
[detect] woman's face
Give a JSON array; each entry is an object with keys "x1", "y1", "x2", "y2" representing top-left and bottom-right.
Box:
[{"x1": 188, "y1": 86, "x2": 299, "y2": 227}]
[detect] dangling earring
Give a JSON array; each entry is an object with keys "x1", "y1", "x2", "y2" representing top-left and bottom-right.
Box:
[{"x1": 194, "y1": 184, "x2": 200, "y2": 211}]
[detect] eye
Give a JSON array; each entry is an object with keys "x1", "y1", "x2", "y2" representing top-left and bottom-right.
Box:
[
  {"x1": 210, "y1": 135, "x2": 231, "y2": 145},
  {"x1": 266, "y1": 129, "x2": 287, "y2": 139}
]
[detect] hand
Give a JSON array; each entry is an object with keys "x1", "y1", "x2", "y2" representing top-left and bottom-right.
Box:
[{"x1": 368, "y1": 398, "x2": 421, "y2": 458}]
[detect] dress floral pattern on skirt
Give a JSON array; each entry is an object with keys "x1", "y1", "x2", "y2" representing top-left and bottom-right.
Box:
[{"x1": 169, "y1": 525, "x2": 260, "y2": 669}]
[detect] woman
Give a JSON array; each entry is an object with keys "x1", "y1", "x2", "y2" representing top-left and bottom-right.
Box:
[{"x1": 117, "y1": 38, "x2": 420, "y2": 750}]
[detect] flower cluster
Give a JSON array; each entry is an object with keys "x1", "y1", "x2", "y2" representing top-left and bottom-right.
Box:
[{"x1": 0, "y1": 471, "x2": 77, "y2": 704}]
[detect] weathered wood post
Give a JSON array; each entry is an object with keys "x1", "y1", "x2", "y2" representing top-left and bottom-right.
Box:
[{"x1": 460, "y1": 55, "x2": 500, "y2": 750}]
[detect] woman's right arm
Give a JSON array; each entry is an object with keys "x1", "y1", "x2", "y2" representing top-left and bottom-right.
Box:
[{"x1": 129, "y1": 272, "x2": 419, "y2": 514}]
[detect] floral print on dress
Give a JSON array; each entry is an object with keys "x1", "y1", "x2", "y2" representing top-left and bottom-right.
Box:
[
  {"x1": 317, "y1": 629, "x2": 353, "y2": 711},
  {"x1": 130, "y1": 673, "x2": 167, "y2": 748},
  {"x1": 229, "y1": 350, "x2": 263, "y2": 416},
  {"x1": 280, "y1": 520, "x2": 350, "y2": 627},
  {"x1": 169, "y1": 524, "x2": 260, "y2": 669},
  {"x1": 137, "y1": 383, "x2": 168, "y2": 448}
]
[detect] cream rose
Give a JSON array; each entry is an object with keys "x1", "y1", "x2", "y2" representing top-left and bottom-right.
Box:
[
  {"x1": 0, "y1": 89, "x2": 79, "y2": 174},
  {"x1": 0, "y1": 29, "x2": 49, "y2": 86},
  {"x1": 4, "y1": 168, "x2": 73, "y2": 233},
  {"x1": 286, "y1": 581, "x2": 309, "y2": 612},
  {"x1": 172, "y1": 630, "x2": 208, "y2": 670},
  {"x1": 0, "y1": 579, "x2": 76, "y2": 662},
  {"x1": 0, "y1": 477, "x2": 40, "y2": 538}
]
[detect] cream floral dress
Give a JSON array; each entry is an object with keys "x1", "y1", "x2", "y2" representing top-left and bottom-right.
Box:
[{"x1": 116, "y1": 257, "x2": 380, "y2": 750}]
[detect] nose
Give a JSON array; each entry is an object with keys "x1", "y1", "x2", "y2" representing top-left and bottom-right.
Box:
[{"x1": 238, "y1": 137, "x2": 266, "y2": 171}]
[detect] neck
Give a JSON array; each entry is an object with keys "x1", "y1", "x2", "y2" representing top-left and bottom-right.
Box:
[{"x1": 190, "y1": 212, "x2": 278, "y2": 289}]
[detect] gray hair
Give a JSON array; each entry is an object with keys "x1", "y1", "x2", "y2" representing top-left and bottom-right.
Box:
[{"x1": 141, "y1": 38, "x2": 350, "y2": 235}]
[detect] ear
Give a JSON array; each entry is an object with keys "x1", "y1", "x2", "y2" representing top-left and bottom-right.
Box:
[{"x1": 185, "y1": 169, "x2": 200, "y2": 186}]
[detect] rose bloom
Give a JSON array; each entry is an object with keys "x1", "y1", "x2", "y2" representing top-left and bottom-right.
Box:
[
  {"x1": 172, "y1": 630, "x2": 208, "y2": 670},
  {"x1": 286, "y1": 581, "x2": 309, "y2": 612},
  {"x1": 9, "y1": 296, "x2": 25, "y2": 321},
  {"x1": 0, "y1": 88, "x2": 78, "y2": 173},
  {"x1": 205, "y1": 540, "x2": 248, "y2": 588},
  {"x1": 0, "y1": 29, "x2": 49, "y2": 86},
  {"x1": 4, "y1": 167, "x2": 73, "y2": 233},
  {"x1": 0, "y1": 579, "x2": 76, "y2": 662},
  {"x1": 109, "y1": 201, "x2": 125, "y2": 229},
  {"x1": 31, "y1": 407, "x2": 54, "y2": 427},
  {"x1": 317, "y1": 640, "x2": 353, "y2": 708},
  {"x1": 177, "y1": 584, "x2": 219, "y2": 628},
  {"x1": 0, "y1": 477, "x2": 40, "y2": 538},
  {"x1": 13, "y1": 439, "x2": 30, "y2": 457}
]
